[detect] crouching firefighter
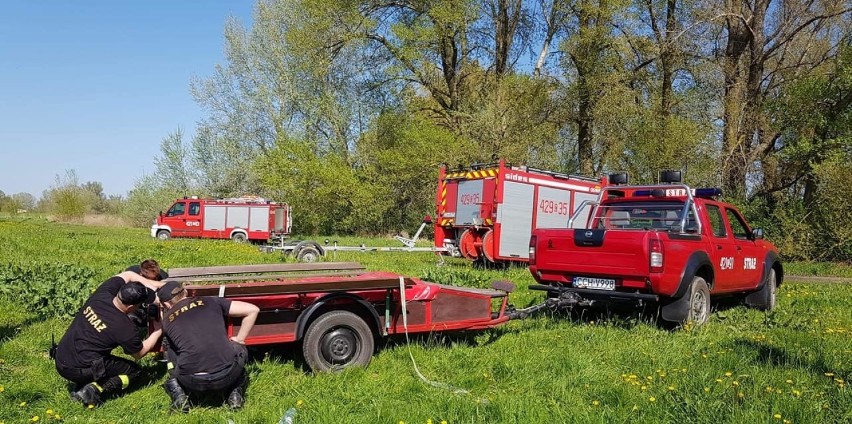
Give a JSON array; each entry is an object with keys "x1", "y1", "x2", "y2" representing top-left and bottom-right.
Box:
[
  {"x1": 54, "y1": 271, "x2": 166, "y2": 406},
  {"x1": 156, "y1": 281, "x2": 260, "y2": 412}
]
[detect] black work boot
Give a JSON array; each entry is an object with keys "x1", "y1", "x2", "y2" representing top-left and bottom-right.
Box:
[
  {"x1": 226, "y1": 374, "x2": 248, "y2": 410},
  {"x1": 71, "y1": 383, "x2": 102, "y2": 407},
  {"x1": 162, "y1": 378, "x2": 190, "y2": 413}
]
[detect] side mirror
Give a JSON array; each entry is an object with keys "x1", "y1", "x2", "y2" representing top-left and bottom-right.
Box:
[
  {"x1": 159, "y1": 211, "x2": 164, "y2": 217},
  {"x1": 752, "y1": 228, "x2": 764, "y2": 240}
]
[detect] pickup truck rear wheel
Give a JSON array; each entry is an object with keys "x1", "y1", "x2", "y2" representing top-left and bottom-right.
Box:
[
  {"x1": 303, "y1": 310, "x2": 374, "y2": 372},
  {"x1": 686, "y1": 276, "x2": 710, "y2": 326}
]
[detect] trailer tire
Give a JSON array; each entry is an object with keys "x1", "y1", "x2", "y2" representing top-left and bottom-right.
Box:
[
  {"x1": 156, "y1": 230, "x2": 171, "y2": 241},
  {"x1": 303, "y1": 310, "x2": 374, "y2": 372},
  {"x1": 231, "y1": 232, "x2": 248, "y2": 243},
  {"x1": 296, "y1": 246, "x2": 321, "y2": 263},
  {"x1": 685, "y1": 276, "x2": 710, "y2": 327}
]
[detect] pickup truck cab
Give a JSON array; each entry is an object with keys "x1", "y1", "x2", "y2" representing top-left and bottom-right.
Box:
[{"x1": 528, "y1": 180, "x2": 782, "y2": 326}]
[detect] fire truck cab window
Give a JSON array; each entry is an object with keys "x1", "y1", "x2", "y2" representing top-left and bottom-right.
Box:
[
  {"x1": 166, "y1": 202, "x2": 186, "y2": 217},
  {"x1": 189, "y1": 202, "x2": 201, "y2": 216}
]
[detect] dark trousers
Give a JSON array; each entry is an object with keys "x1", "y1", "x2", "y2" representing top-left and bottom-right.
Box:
[
  {"x1": 56, "y1": 355, "x2": 141, "y2": 393},
  {"x1": 168, "y1": 342, "x2": 247, "y2": 394}
]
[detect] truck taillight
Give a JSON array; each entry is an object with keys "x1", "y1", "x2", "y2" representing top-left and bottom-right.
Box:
[
  {"x1": 650, "y1": 239, "x2": 663, "y2": 272},
  {"x1": 529, "y1": 235, "x2": 537, "y2": 265}
]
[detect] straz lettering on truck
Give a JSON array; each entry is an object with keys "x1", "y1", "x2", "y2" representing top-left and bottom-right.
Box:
[
  {"x1": 720, "y1": 257, "x2": 735, "y2": 270},
  {"x1": 539, "y1": 199, "x2": 570, "y2": 215},
  {"x1": 459, "y1": 193, "x2": 481, "y2": 205},
  {"x1": 744, "y1": 257, "x2": 757, "y2": 270}
]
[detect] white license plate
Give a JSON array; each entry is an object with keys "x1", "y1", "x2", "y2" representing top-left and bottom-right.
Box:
[{"x1": 573, "y1": 277, "x2": 616, "y2": 290}]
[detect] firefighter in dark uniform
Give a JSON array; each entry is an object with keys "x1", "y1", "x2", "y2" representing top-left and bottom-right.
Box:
[
  {"x1": 156, "y1": 281, "x2": 260, "y2": 412},
  {"x1": 54, "y1": 270, "x2": 166, "y2": 406}
]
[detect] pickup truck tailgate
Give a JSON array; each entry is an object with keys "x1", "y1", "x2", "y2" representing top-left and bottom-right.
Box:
[{"x1": 534, "y1": 229, "x2": 650, "y2": 278}]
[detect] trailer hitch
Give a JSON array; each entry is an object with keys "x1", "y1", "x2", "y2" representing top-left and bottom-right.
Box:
[{"x1": 507, "y1": 291, "x2": 594, "y2": 320}]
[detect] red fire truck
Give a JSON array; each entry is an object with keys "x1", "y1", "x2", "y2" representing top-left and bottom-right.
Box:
[
  {"x1": 435, "y1": 160, "x2": 606, "y2": 265},
  {"x1": 151, "y1": 196, "x2": 291, "y2": 243}
]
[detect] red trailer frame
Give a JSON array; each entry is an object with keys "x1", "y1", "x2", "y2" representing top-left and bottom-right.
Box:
[
  {"x1": 435, "y1": 160, "x2": 607, "y2": 265},
  {"x1": 163, "y1": 262, "x2": 513, "y2": 372}
]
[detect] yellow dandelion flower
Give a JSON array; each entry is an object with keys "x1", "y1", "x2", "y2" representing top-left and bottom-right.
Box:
[
  {"x1": 716, "y1": 379, "x2": 723, "y2": 383},
  {"x1": 646, "y1": 376, "x2": 653, "y2": 381},
  {"x1": 427, "y1": 419, "x2": 433, "y2": 424},
  {"x1": 54, "y1": 416, "x2": 61, "y2": 420},
  {"x1": 704, "y1": 387, "x2": 710, "y2": 392},
  {"x1": 629, "y1": 374, "x2": 637, "y2": 379},
  {"x1": 724, "y1": 372, "x2": 733, "y2": 377},
  {"x1": 632, "y1": 405, "x2": 639, "y2": 411},
  {"x1": 399, "y1": 421, "x2": 405, "y2": 424},
  {"x1": 30, "y1": 417, "x2": 39, "y2": 422},
  {"x1": 648, "y1": 397, "x2": 656, "y2": 402},
  {"x1": 774, "y1": 414, "x2": 782, "y2": 419},
  {"x1": 783, "y1": 420, "x2": 791, "y2": 424},
  {"x1": 641, "y1": 386, "x2": 647, "y2": 391},
  {"x1": 46, "y1": 410, "x2": 53, "y2": 414},
  {"x1": 702, "y1": 354, "x2": 708, "y2": 359},
  {"x1": 592, "y1": 400, "x2": 600, "y2": 406},
  {"x1": 667, "y1": 386, "x2": 675, "y2": 391},
  {"x1": 296, "y1": 399, "x2": 304, "y2": 407},
  {"x1": 659, "y1": 372, "x2": 667, "y2": 377},
  {"x1": 441, "y1": 421, "x2": 448, "y2": 424},
  {"x1": 766, "y1": 386, "x2": 773, "y2": 392},
  {"x1": 792, "y1": 390, "x2": 801, "y2": 397},
  {"x1": 785, "y1": 379, "x2": 793, "y2": 384},
  {"x1": 737, "y1": 392, "x2": 744, "y2": 399},
  {"x1": 20, "y1": 402, "x2": 27, "y2": 407},
  {"x1": 0, "y1": 386, "x2": 4, "y2": 392},
  {"x1": 732, "y1": 381, "x2": 740, "y2": 386},
  {"x1": 87, "y1": 405, "x2": 94, "y2": 409},
  {"x1": 824, "y1": 372, "x2": 834, "y2": 377}
]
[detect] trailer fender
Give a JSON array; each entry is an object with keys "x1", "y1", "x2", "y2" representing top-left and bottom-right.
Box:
[
  {"x1": 294, "y1": 240, "x2": 325, "y2": 256},
  {"x1": 661, "y1": 251, "x2": 713, "y2": 323},
  {"x1": 295, "y1": 293, "x2": 381, "y2": 341}
]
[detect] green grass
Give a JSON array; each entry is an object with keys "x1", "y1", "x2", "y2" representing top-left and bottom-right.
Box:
[{"x1": 0, "y1": 218, "x2": 850, "y2": 423}]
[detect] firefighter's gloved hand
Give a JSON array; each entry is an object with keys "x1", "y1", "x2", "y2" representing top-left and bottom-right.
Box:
[{"x1": 129, "y1": 308, "x2": 148, "y2": 328}]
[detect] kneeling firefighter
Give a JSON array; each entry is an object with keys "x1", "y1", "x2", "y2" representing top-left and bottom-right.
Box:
[
  {"x1": 156, "y1": 281, "x2": 260, "y2": 412},
  {"x1": 54, "y1": 271, "x2": 165, "y2": 406}
]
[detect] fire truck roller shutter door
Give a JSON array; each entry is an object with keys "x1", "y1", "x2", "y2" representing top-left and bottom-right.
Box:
[
  {"x1": 456, "y1": 180, "x2": 484, "y2": 226},
  {"x1": 497, "y1": 181, "x2": 535, "y2": 258},
  {"x1": 249, "y1": 207, "x2": 269, "y2": 232},
  {"x1": 227, "y1": 206, "x2": 250, "y2": 229},
  {"x1": 204, "y1": 206, "x2": 227, "y2": 231},
  {"x1": 535, "y1": 186, "x2": 572, "y2": 229}
]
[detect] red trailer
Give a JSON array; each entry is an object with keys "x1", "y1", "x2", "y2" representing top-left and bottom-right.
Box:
[
  {"x1": 435, "y1": 160, "x2": 606, "y2": 265},
  {"x1": 164, "y1": 262, "x2": 514, "y2": 372}
]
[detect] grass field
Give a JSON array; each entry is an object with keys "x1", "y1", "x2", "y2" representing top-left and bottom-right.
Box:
[{"x1": 0, "y1": 218, "x2": 849, "y2": 423}]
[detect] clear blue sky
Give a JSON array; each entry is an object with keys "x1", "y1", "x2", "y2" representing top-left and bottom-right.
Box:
[{"x1": 0, "y1": 1, "x2": 254, "y2": 199}]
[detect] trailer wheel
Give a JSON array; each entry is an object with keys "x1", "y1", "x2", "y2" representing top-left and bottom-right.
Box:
[
  {"x1": 231, "y1": 232, "x2": 248, "y2": 243},
  {"x1": 296, "y1": 246, "x2": 321, "y2": 263},
  {"x1": 156, "y1": 230, "x2": 171, "y2": 241},
  {"x1": 303, "y1": 310, "x2": 374, "y2": 372},
  {"x1": 685, "y1": 276, "x2": 710, "y2": 326}
]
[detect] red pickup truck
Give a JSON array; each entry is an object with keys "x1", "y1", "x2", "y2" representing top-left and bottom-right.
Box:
[{"x1": 528, "y1": 179, "x2": 783, "y2": 326}]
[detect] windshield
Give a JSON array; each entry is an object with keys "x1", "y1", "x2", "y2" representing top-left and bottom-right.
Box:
[{"x1": 595, "y1": 200, "x2": 697, "y2": 231}]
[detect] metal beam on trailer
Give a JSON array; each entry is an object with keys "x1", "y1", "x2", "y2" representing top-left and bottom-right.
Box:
[
  {"x1": 186, "y1": 276, "x2": 415, "y2": 298},
  {"x1": 168, "y1": 262, "x2": 365, "y2": 278},
  {"x1": 167, "y1": 270, "x2": 368, "y2": 283}
]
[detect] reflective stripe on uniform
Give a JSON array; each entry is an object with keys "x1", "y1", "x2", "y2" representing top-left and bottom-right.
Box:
[{"x1": 119, "y1": 374, "x2": 130, "y2": 390}]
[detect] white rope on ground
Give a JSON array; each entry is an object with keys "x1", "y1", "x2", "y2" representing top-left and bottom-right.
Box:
[{"x1": 399, "y1": 277, "x2": 481, "y2": 397}]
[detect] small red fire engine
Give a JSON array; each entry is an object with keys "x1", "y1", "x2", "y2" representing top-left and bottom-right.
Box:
[{"x1": 151, "y1": 196, "x2": 291, "y2": 243}]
